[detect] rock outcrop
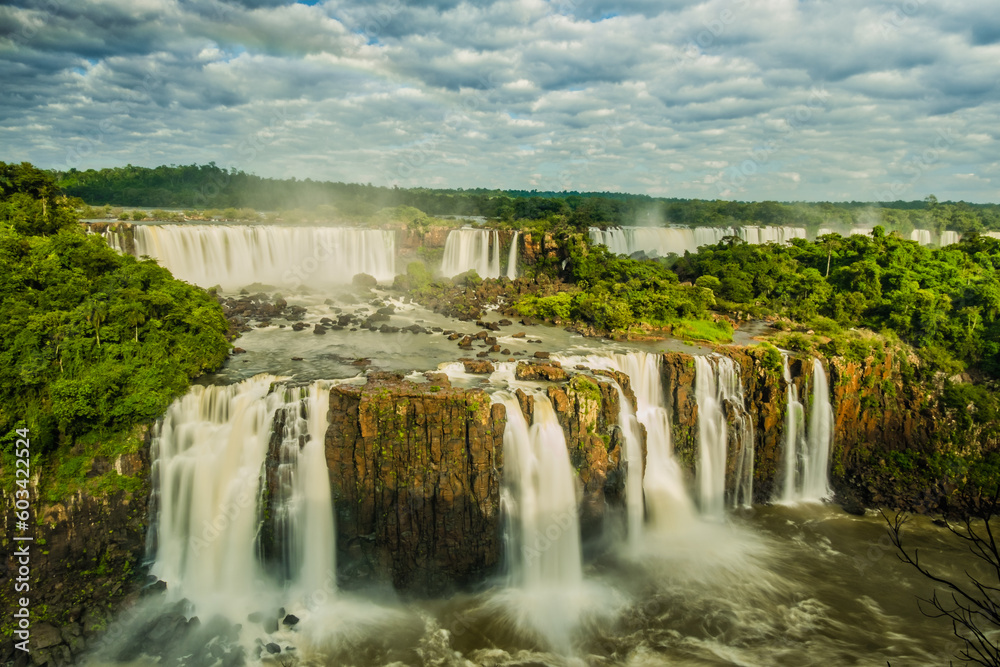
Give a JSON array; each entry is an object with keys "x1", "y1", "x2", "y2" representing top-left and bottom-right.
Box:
[
  {"x1": 0, "y1": 442, "x2": 150, "y2": 667},
  {"x1": 324, "y1": 372, "x2": 505, "y2": 594},
  {"x1": 661, "y1": 345, "x2": 1000, "y2": 515}
]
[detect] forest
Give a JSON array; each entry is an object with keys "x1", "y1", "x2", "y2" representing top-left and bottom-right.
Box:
[
  {"x1": 56, "y1": 163, "x2": 1000, "y2": 233},
  {"x1": 0, "y1": 161, "x2": 230, "y2": 493}
]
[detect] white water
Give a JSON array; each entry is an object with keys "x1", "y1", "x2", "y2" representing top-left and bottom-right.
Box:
[
  {"x1": 441, "y1": 228, "x2": 501, "y2": 278},
  {"x1": 803, "y1": 359, "x2": 833, "y2": 500},
  {"x1": 940, "y1": 230, "x2": 961, "y2": 246},
  {"x1": 909, "y1": 229, "x2": 933, "y2": 245},
  {"x1": 589, "y1": 226, "x2": 806, "y2": 257},
  {"x1": 552, "y1": 352, "x2": 696, "y2": 537},
  {"x1": 274, "y1": 382, "x2": 336, "y2": 595},
  {"x1": 777, "y1": 357, "x2": 834, "y2": 503},
  {"x1": 506, "y1": 231, "x2": 519, "y2": 280},
  {"x1": 131, "y1": 224, "x2": 396, "y2": 289},
  {"x1": 612, "y1": 383, "x2": 647, "y2": 549},
  {"x1": 779, "y1": 355, "x2": 807, "y2": 504},
  {"x1": 149, "y1": 375, "x2": 336, "y2": 618},
  {"x1": 496, "y1": 392, "x2": 585, "y2": 652},
  {"x1": 694, "y1": 355, "x2": 752, "y2": 517}
]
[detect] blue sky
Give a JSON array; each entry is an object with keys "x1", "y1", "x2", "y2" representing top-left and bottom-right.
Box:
[{"x1": 1, "y1": 0, "x2": 998, "y2": 202}]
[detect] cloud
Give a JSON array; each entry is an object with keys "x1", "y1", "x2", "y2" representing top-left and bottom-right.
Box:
[{"x1": 0, "y1": 0, "x2": 997, "y2": 201}]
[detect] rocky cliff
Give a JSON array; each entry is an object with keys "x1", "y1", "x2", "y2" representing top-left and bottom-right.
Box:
[
  {"x1": 0, "y1": 442, "x2": 150, "y2": 667},
  {"x1": 661, "y1": 346, "x2": 1000, "y2": 515},
  {"x1": 320, "y1": 367, "x2": 634, "y2": 593}
]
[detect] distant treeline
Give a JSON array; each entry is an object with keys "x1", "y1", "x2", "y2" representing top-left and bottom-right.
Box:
[{"x1": 55, "y1": 163, "x2": 1000, "y2": 232}]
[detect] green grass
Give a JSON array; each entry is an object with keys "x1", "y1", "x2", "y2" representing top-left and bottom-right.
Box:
[{"x1": 671, "y1": 318, "x2": 733, "y2": 344}]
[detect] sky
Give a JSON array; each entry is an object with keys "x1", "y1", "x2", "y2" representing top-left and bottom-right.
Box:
[{"x1": 1, "y1": 0, "x2": 998, "y2": 202}]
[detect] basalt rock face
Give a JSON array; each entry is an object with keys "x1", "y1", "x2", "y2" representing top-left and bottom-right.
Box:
[
  {"x1": 322, "y1": 368, "x2": 636, "y2": 593},
  {"x1": 660, "y1": 346, "x2": 1000, "y2": 515},
  {"x1": 0, "y1": 445, "x2": 150, "y2": 667},
  {"x1": 324, "y1": 372, "x2": 505, "y2": 595},
  {"x1": 542, "y1": 372, "x2": 636, "y2": 539}
]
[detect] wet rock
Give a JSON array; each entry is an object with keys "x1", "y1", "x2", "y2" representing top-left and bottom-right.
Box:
[
  {"x1": 265, "y1": 642, "x2": 281, "y2": 654},
  {"x1": 458, "y1": 336, "x2": 473, "y2": 348},
  {"x1": 232, "y1": 347, "x2": 246, "y2": 354},
  {"x1": 263, "y1": 616, "x2": 279, "y2": 633},
  {"x1": 141, "y1": 579, "x2": 168, "y2": 596},
  {"x1": 448, "y1": 333, "x2": 461, "y2": 340},
  {"x1": 533, "y1": 351, "x2": 550, "y2": 359},
  {"x1": 291, "y1": 356, "x2": 303, "y2": 361},
  {"x1": 501, "y1": 349, "x2": 511, "y2": 355},
  {"x1": 512, "y1": 332, "x2": 526, "y2": 338},
  {"x1": 379, "y1": 324, "x2": 401, "y2": 333},
  {"x1": 325, "y1": 375, "x2": 505, "y2": 594},
  {"x1": 514, "y1": 362, "x2": 568, "y2": 382},
  {"x1": 489, "y1": 345, "x2": 501, "y2": 353},
  {"x1": 313, "y1": 324, "x2": 327, "y2": 335},
  {"x1": 291, "y1": 322, "x2": 308, "y2": 331},
  {"x1": 352, "y1": 273, "x2": 378, "y2": 289},
  {"x1": 282, "y1": 614, "x2": 300, "y2": 627},
  {"x1": 476, "y1": 351, "x2": 491, "y2": 358},
  {"x1": 498, "y1": 319, "x2": 512, "y2": 326},
  {"x1": 463, "y1": 360, "x2": 495, "y2": 374}
]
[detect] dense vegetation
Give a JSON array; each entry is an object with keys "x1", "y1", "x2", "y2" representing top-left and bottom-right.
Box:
[
  {"x1": 0, "y1": 161, "x2": 230, "y2": 492},
  {"x1": 515, "y1": 241, "x2": 732, "y2": 341},
  {"x1": 56, "y1": 163, "x2": 1000, "y2": 233},
  {"x1": 671, "y1": 228, "x2": 1000, "y2": 379}
]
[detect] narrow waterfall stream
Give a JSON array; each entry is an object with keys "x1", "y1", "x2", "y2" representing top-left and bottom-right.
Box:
[{"x1": 506, "y1": 231, "x2": 519, "y2": 280}]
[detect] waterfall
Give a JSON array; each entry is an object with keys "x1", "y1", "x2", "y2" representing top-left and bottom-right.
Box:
[
  {"x1": 910, "y1": 229, "x2": 933, "y2": 245},
  {"x1": 441, "y1": 228, "x2": 501, "y2": 278},
  {"x1": 496, "y1": 392, "x2": 584, "y2": 650},
  {"x1": 777, "y1": 357, "x2": 834, "y2": 503},
  {"x1": 148, "y1": 375, "x2": 336, "y2": 617},
  {"x1": 499, "y1": 393, "x2": 583, "y2": 590},
  {"x1": 802, "y1": 359, "x2": 833, "y2": 501},
  {"x1": 611, "y1": 384, "x2": 646, "y2": 548},
  {"x1": 694, "y1": 355, "x2": 752, "y2": 517},
  {"x1": 778, "y1": 355, "x2": 806, "y2": 504},
  {"x1": 273, "y1": 382, "x2": 336, "y2": 594},
  {"x1": 940, "y1": 230, "x2": 961, "y2": 246},
  {"x1": 506, "y1": 231, "x2": 519, "y2": 280},
  {"x1": 551, "y1": 352, "x2": 695, "y2": 537},
  {"x1": 102, "y1": 227, "x2": 124, "y2": 252},
  {"x1": 589, "y1": 226, "x2": 807, "y2": 257},
  {"x1": 603, "y1": 353, "x2": 694, "y2": 531},
  {"x1": 130, "y1": 224, "x2": 396, "y2": 289}
]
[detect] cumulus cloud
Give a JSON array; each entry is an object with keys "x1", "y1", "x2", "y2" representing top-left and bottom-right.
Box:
[{"x1": 0, "y1": 0, "x2": 997, "y2": 201}]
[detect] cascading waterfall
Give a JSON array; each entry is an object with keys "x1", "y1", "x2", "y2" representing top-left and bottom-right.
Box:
[
  {"x1": 611, "y1": 384, "x2": 646, "y2": 548},
  {"x1": 441, "y1": 228, "x2": 501, "y2": 278},
  {"x1": 940, "y1": 230, "x2": 961, "y2": 246},
  {"x1": 910, "y1": 229, "x2": 933, "y2": 245},
  {"x1": 776, "y1": 357, "x2": 834, "y2": 503},
  {"x1": 506, "y1": 231, "x2": 519, "y2": 280},
  {"x1": 778, "y1": 355, "x2": 806, "y2": 504},
  {"x1": 589, "y1": 226, "x2": 807, "y2": 257},
  {"x1": 497, "y1": 392, "x2": 584, "y2": 651},
  {"x1": 694, "y1": 355, "x2": 752, "y2": 517},
  {"x1": 603, "y1": 353, "x2": 694, "y2": 531},
  {"x1": 149, "y1": 375, "x2": 336, "y2": 619},
  {"x1": 551, "y1": 352, "x2": 695, "y2": 537},
  {"x1": 802, "y1": 359, "x2": 833, "y2": 501},
  {"x1": 272, "y1": 382, "x2": 336, "y2": 594},
  {"x1": 131, "y1": 224, "x2": 396, "y2": 289}
]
